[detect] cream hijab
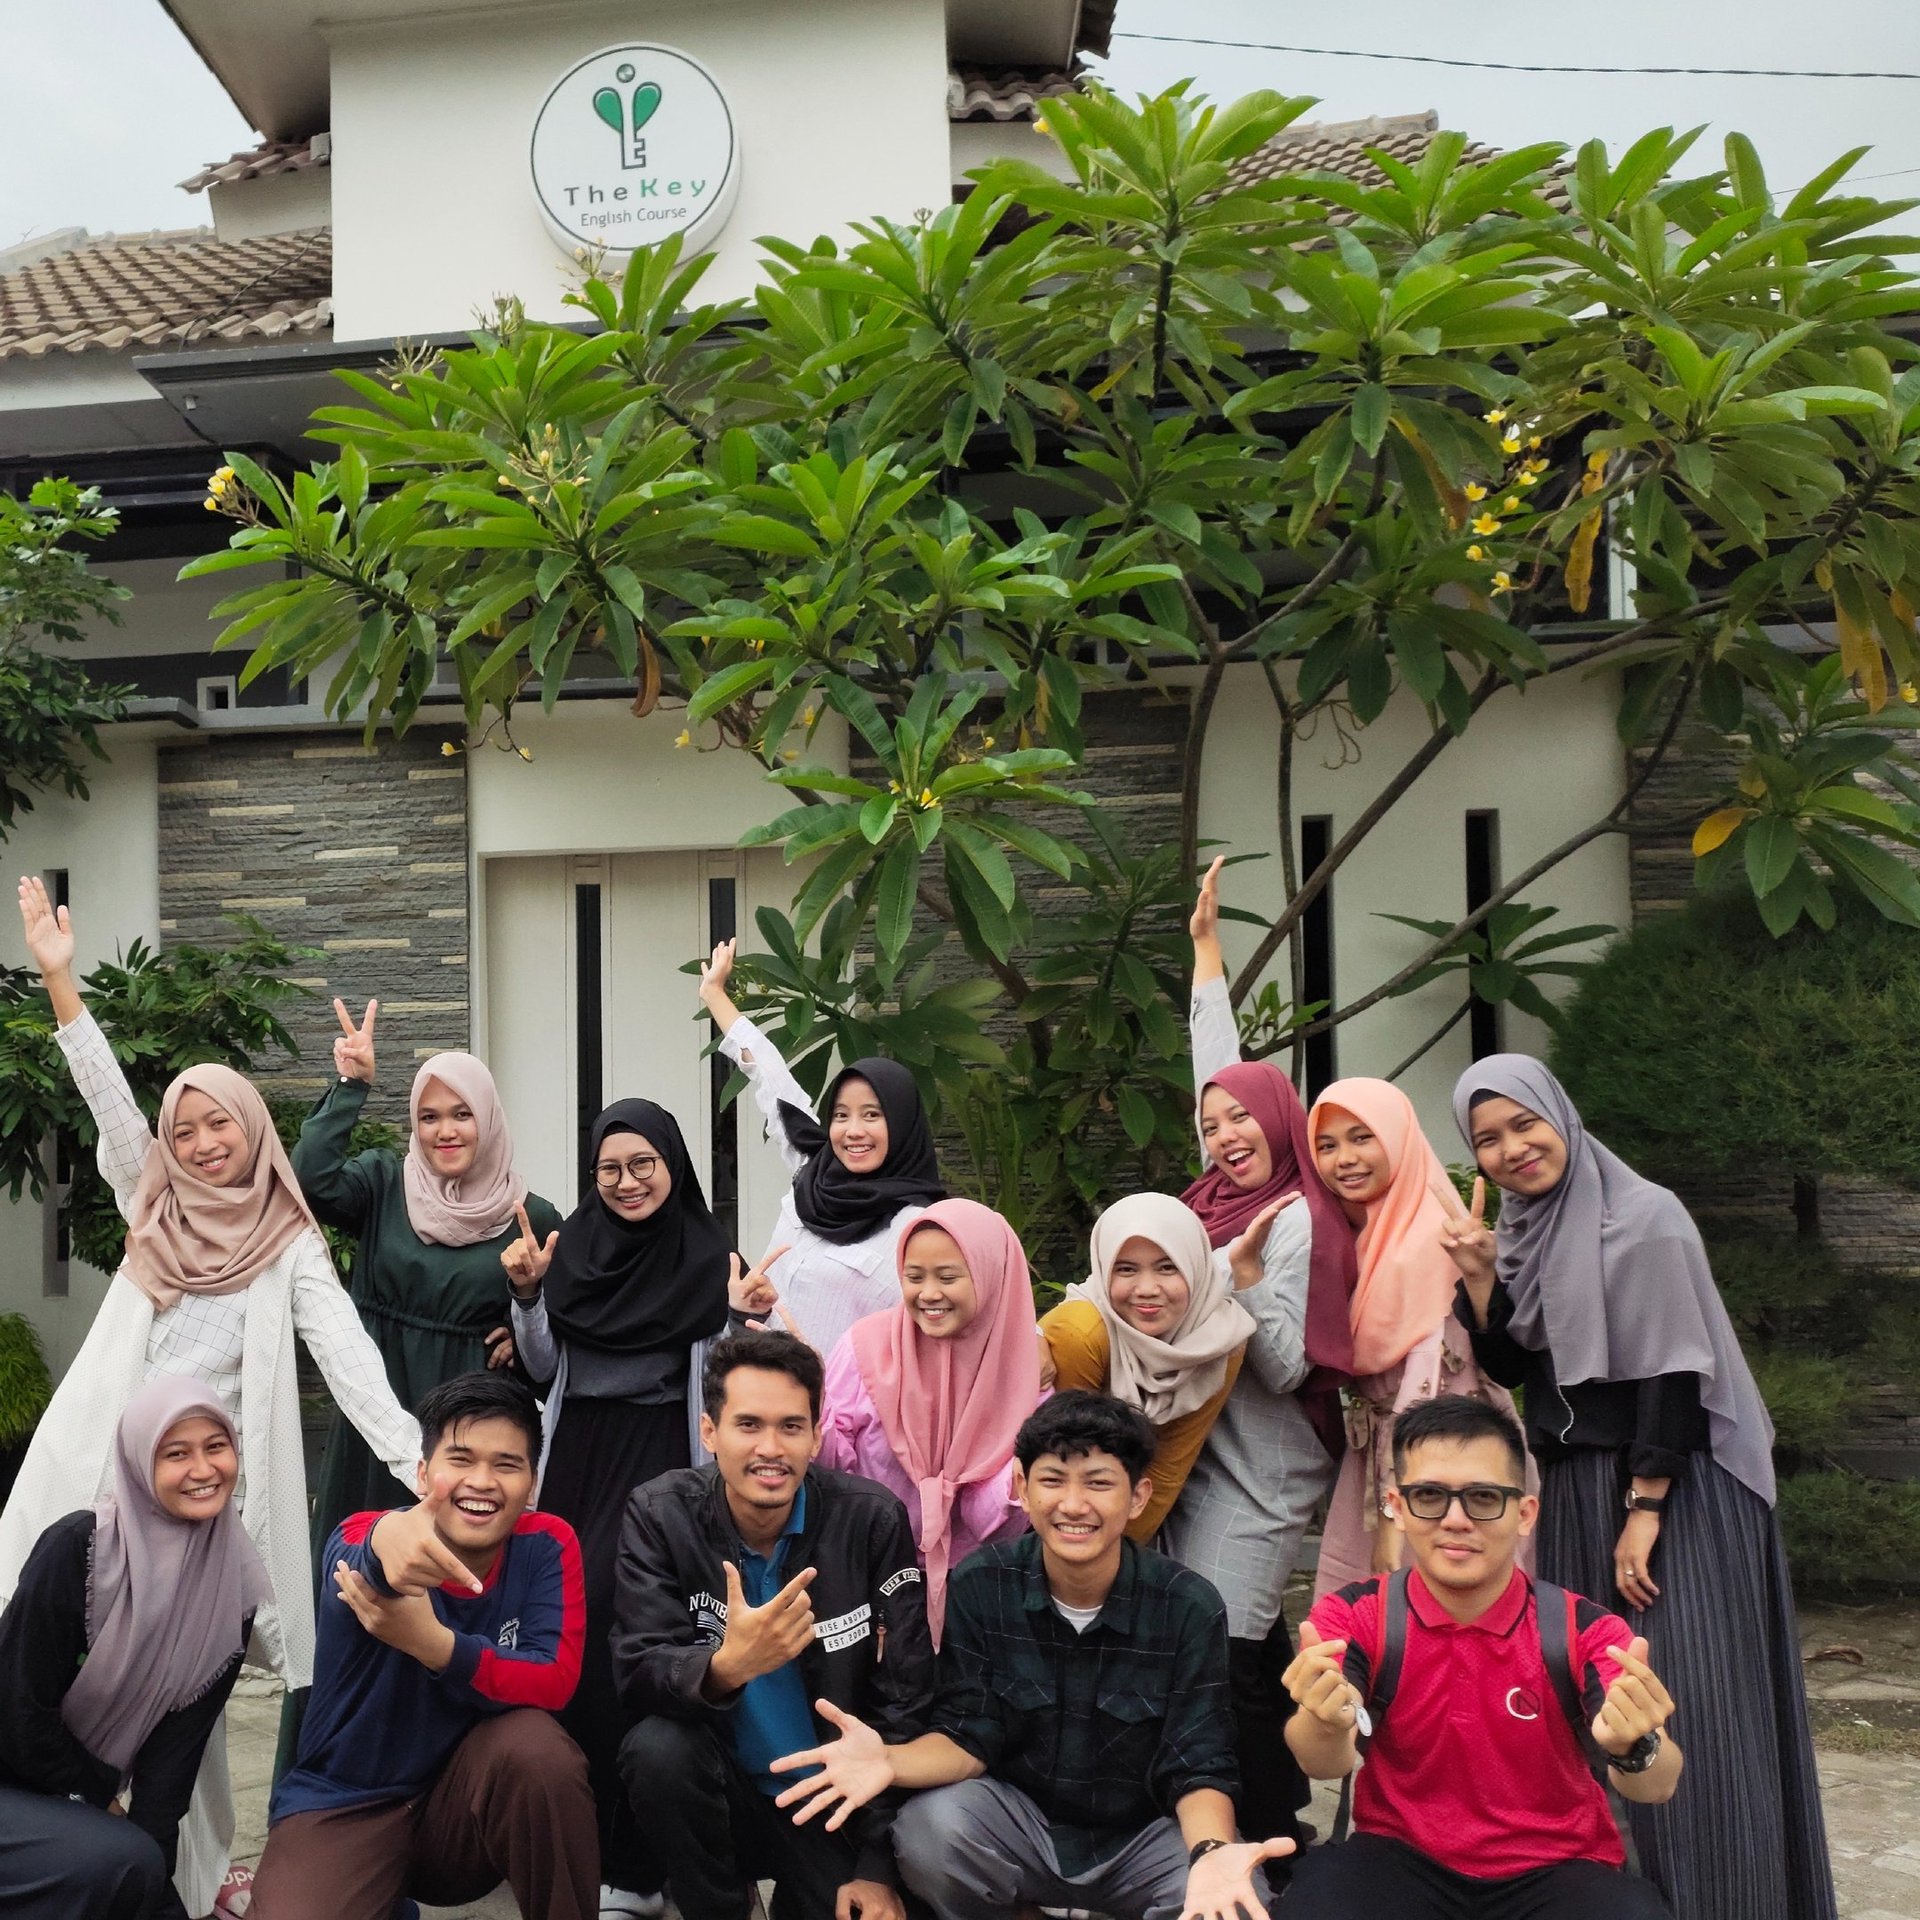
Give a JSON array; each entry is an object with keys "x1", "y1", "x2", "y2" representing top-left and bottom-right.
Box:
[
  {"x1": 123, "y1": 1063, "x2": 317, "y2": 1309},
  {"x1": 400, "y1": 1051, "x2": 527, "y2": 1247},
  {"x1": 1067, "y1": 1192, "x2": 1254, "y2": 1423}
]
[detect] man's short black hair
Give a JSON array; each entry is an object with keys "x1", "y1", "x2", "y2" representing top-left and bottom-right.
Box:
[
  {"x1": 1014, "y1": 1390, "x2": 1156, "y2": 1483},
  {"x1": 416, "y1": 1371, "x2": 542, "y2": 1462},
  {"x1": 1392, "y1": 1394, "x2": 1528, "y2": 1483},
  {"x1": 703, "y1": 1330, "x2": 824, "y2": 1423}
]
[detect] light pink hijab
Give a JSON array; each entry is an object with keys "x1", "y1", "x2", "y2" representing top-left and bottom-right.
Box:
[
  {"x1": 1308, "y1": 1078, "x2": 1462, "y2": 1378},
  {"x1": 123, "y1": 1063, "x2": 316, "y2": 1309},
  {"x1": 60, "y1": 1376, "x2": 268, "y2": 1776},
  {"x1": 849, "y1": 1198, "x2": 1041, "y2": 1642},
  {"x1": 401, "y1": 1051, "x2": 527, "y2": 1247}
]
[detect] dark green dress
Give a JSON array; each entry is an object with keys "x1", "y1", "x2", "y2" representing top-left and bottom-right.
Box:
[{"x1": 275, "y1": 1077, "x2": 564, "y2": 1773}]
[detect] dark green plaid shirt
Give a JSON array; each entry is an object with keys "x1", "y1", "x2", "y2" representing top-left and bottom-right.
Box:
[{"x1": 933, "y1": 1533, "x2": 1238, "y2": 1872}]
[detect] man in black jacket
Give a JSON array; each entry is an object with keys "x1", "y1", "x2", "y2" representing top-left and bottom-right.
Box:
[{"x1": 612, "y1": 1331, "x2": 934, "y2": 1920}]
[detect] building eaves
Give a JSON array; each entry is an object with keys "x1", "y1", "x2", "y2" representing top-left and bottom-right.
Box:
[
  {"x1": 179, "y1": 133, "x2": 333, "y2": 195},
  {"x1": 949, "y1": 66, "x2": 1081, "y2": 123},
  {"x1": 1075, "y1": 0, "x2": 1116, "y2": 58},
  {"x1": 0, "y1": 227, "x2": 332, "y2": 363}
]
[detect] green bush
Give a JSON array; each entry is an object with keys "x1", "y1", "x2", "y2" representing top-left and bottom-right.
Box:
[
  {"x1": 1777, "y1": 1470, "x2": 1920, "y2": 1594},
  {"x1": 0, "y1": 1314, "x2": 51, "y2": 1447},
  {"x1": 1552, "y1": 891, "x2": 1920, "y2": 1192},
  {"x1": 1749, "y1": 1350, "x2": 1862, "y2": 1461}
]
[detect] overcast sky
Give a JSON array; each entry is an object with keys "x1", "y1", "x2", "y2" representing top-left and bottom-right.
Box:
[{"x1": 2, "y1": 1, "x2": 1919, "y2": 243}]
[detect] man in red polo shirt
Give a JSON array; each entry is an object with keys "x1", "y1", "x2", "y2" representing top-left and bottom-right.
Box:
[{"x1": 1279, "y1": 1396, "x2": 1680, "y2": 1918}]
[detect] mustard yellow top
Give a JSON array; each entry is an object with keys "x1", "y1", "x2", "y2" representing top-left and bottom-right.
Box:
[{"x1": 1038, "y1": 1298, "x2": 1244, "y2": 1542}]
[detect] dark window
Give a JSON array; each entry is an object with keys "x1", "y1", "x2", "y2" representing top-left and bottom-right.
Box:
[
  {"x1": 1465, "y1": 811, "x2": 1502, "y2": 1060},
  {"x1": 46, "y1": 868, "x2": 69, "y2": 912},
  {"x1": 575, "y1": 881, "x2": 603, "y2": 1195},
  {"x1": 1301, "y1": 816, "x2": 1336, "y2": 1099},
  {"x1": 707, "y1": 876, "x2": 740, "y2": 1248},
  {"x1": 42, "y1": 870, "x2": 72, "y2": 1294}
]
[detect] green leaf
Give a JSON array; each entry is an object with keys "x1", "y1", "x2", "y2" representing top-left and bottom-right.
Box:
[
  {"x1": 874, "y1": 839, "x2": 921, "y2": 961},
  {"x1": 1744, "y1": 816, "x2": 1799, "y2": 899},
  {"x1": 1351, "y1": 383, "x2": 1392, "y2": 457},
  {"x1": 859, "y1": 793, "x2": 900, "y2": 844},
  {"x1": 1115, "y1": 1084, "x2": 1156, "y2": 1148},
  {"x1": 712, "y1": 515, "x2": 820, "y2": 559}
]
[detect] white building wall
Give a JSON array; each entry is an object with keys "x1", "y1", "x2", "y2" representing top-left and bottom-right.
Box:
[
  {"x1": 1196, "y1": 663, "x2": 1630, "y2": 1149},
  {"x1": 327, "y1": 0, "x2": 954, "y2": 339},
  {"x1": 0, "y1": 743, "x2": 162, "y2": 1373}
]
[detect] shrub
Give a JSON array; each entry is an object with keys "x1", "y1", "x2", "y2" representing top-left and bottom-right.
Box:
[
  {"x1": 1777, "y1": 1470, "x2": 1920, "y2": 1595},
  {"x1": 0, "y1": 1314, "x2": 51, "y2": 1448}
]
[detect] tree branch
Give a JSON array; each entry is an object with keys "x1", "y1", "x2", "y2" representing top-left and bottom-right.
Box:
[
  {"x1": 1225, "y1": 530, "x2": 1365, "y2": 663},
  {"x1": 1260, "y1": 658, "x2": 1308, "y2": 1087},
  {"x1": 1385, "y1": 998, "x2": 1473, "y2": 1083}
]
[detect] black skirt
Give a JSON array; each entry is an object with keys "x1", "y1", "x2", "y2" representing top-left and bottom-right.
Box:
[
  {"x1": 539, "y1": 1394, "x2": 691, "y2": 1893},
  {"x1": 1539, "y1": 1447, "x2": 1837, "y2": 1920}
]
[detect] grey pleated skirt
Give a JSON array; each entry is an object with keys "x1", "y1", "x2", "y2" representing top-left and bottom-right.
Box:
[{"x1": 1539, "y1": 1448, "x2": 1838, "y2": 1920}]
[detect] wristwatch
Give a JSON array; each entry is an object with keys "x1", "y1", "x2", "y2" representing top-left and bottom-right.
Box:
[
  {"x1": 1189, "y1": 1839, "x2": 1230, "y2": 1866},
  {"x1": 1609, "y1": 1729, "x2": 1663, "y2": 1774},
  {"x1": 1622, "y1": 1490, "x2": 1666, "y2": 1514}
]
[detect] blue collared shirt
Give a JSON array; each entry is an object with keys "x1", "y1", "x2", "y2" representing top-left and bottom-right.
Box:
[{"x1": 728, "y1": 1485, "x2": 820, "y2": 1795}]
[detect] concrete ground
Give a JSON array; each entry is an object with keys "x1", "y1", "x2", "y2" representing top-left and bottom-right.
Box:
[{"x1": 226, "y1": 1676, "x2": 1920, "y2": 1920}]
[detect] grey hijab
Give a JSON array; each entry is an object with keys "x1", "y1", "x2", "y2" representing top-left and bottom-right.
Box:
[{"x1": 1451, "y1": 1055, "x2": 1776, "y2": 1505}]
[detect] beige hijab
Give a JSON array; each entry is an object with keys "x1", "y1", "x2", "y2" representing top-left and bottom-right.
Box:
[
  {"x1": 1067, "y1": 1192, "x2": 1254, "y2": 1423},
  {"x1": 401, "y1": 1051, "x2": 527, "y2": 1247},
  {"x1": 123, "y1": 1062, "x2": 317, "y2": 1309}
]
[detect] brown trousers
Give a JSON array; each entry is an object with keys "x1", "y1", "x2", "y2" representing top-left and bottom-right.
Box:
[{"x1": 250, "y1": 1708, "x2": 598, "y2": 1920}]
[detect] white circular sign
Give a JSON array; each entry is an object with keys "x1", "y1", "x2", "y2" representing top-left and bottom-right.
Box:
[{"x1": 530, "y1": 44, "x2": 740, "y2": 255}]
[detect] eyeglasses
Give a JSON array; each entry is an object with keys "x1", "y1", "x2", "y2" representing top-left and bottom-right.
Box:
[
  {"x1": 594, "y1": 1155, "x2": 660, "y2": 1187},
  {"x1": 1397, "y1": 1481, "x2": 1526, "y2": 1522}
]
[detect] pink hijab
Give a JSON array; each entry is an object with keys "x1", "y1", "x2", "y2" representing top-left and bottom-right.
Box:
[
  {"x1": 1308, "y1": 1078, "x2": 1463, "y2": 1378},
  {"x1": 401, "y1": 1051, "x2": 527, "y2": 1247},
  {"x1": 123, "y1": 1063, "x2": 317, "y2": 1309},
  {"x1": 849, "y1": 1198, "x2": 1041, "y2": 1642}
]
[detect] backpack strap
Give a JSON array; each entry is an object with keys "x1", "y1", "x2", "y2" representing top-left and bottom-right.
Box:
[
  {"x1": 1533, "y1": 1577, "x2": 1612, "y2": 1786},
  {"x1": 1331, "y1": 1569, "x2": 1411, "y2": 1844}
]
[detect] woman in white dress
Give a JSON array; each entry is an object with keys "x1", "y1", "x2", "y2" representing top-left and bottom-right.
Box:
[
  {"x1": 1, "y1": 877, "x2": 420, "y2": 1916},
  {"x1": 696, "y1": 939, "x2": 948, "y2": 1357}
]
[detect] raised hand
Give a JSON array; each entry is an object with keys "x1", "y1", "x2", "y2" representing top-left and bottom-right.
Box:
[
  {"x1": 1281, "y1": 1618, "x2": 1364, "y2": 1733},
  {"x1": 770, "y1": 1699, "x2": 894, "y2": 1829},
  {"x1": 1181, "y1": 1835, "x2": 1295, "y2": 1920},
  {"x1": 730, "y1": 1246, "x2": 789, "y2": 1319},
  {"x1": 707, "y1": 1560, "x2": 817, "y2": 1694},
  {"x1": 1438, "y1": 1175, "x2": 1496, "y2": 1291},
  {"x1": 1593, "y1": 1636, "x2": 1675, "y2": 1755},
  {"x1": 17, "y1": 875, "x2": 75, "y2": 980},
  {"x1": 699, "y1": 938, "x2": 743, "y2": 1028},
  {"x1": 1190, "y1": 855, "x2": 1225, "y2": 944},
  {"x1": 1227, "y1": 1195, "x2": 1296, "y2": 1289},
  {"x1": 332, "y1": 996, "x2": 378, "y2": 1083},
  {"x1": 368, "y1": 1475, "x2": 484, "y2": 1596},
  {"x1": 502, "y1": 1200, "x2": 558, "y2": 1296}
]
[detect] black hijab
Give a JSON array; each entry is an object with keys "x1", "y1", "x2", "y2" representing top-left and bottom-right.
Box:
[
  {"x1": 544, "y1": 1099, "x2": 732, "y2": 1354},
  {"x1": 779, "y1": 1057, "x2": 946, "y2": 1247}
]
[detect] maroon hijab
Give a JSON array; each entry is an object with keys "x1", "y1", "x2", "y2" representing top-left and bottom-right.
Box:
[{"x1": 1181, "y1": 1060, "x2": 1357, "y2": 1454}]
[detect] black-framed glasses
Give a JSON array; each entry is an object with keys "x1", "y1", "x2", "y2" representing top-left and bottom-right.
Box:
[
  {"x1": 1397, "y1": 1481, "x2": 1526, "y2": 1522},
  {"x1": 594, "y1": 1154, "x2": 660, "y2": 1187}
]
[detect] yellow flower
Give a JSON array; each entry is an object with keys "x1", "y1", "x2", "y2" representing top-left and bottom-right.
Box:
[
  {"x1": 1471, "y1": 513, "x2": 1500, "y2": 536},
  {"x1": 1517, "y1": 470, "x2": 1541, "y2": 487},
  {"x1": 981, "y1": 734, "x2": 996, "y2": 751},
  {"x1": 1464, "y1": 482, "x2": 1488, "y2": 502},
  {"x1": 1527, "y1": 436, "x2": 1543, "y2": 450},
  {"x1": 1523, "y1": 456, "x2": 1549, "y2": 475},
  {"x1": 1484, "y1": 408, "x2": 1508, "y2": 425},
  {"x1": 1492, "y1": 571, "x2": 1514, "y2": 592},
  {"x1": 919, "y1": 788, "x2": 935, "y2": 807},
  {"x1": 440, "y1": 740, "x2": 458, "y2": 757},
  {"x1": 1903, "y1": 683, "x2": 1919, "y2": 704},
  {"x1": 1503, "y1": 495, "x2": 1521, "y2": 513},
  {"x1": 1033, "y1": 117, "x2": 1050, "y2": 135},
  {"x1": 1500, "y1": 434, "x2": 1522, "y2": 455},
  {"x1": 203, "y1": 498, "x2": 219, "y2": 511},
  {"x1": 1467, "y1": 544, "x2": 1488, "y2": 562},
  {"x1": 801, "y1": 707, "x2": 818, "y2": 726},
  {"x1": 516, "y1": 746, "x2": 533, "y2": 762},
  {"x1": 675, "y1": 729, "x2": 692, "y2": 748}
]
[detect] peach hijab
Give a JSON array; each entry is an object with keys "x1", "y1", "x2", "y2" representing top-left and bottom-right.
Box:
[
  {"x1": 1307, "y1": 1078, "x2": 1462, "y2": 1378},
  {"x1": 123, "y1": 1063, "x2": 317, "y2": 1310}
]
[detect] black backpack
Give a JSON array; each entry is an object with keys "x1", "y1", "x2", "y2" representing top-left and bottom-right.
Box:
[{"x1": 1330, "y1": 1568, "x2": 1617, "y2": 1844}]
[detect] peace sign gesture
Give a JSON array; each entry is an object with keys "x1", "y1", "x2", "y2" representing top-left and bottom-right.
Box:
[
  {"x1": 1439, "y1": 1174, "x2": 1498, "y2": 1319},
  {"x1": 332, "y1": 997, "x2": 378, "y2": 1084},
  {"x1": 502, "y1": 1200, "x2": 558, "y2": 1297}
]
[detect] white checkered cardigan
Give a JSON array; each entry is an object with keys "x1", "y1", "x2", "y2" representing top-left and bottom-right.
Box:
[{"x1": 0, "y1": 1011, "x2": 419, "y2": 1687}]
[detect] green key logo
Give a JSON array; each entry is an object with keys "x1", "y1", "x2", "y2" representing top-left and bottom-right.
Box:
[{"x1": 592, "y1": 64, "x2": 662, "y2": 170}]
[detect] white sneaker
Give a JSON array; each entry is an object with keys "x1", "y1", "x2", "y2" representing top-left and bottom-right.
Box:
[{"x1": 599, "y1": 1888, "x2": 665, "y2": 1919}]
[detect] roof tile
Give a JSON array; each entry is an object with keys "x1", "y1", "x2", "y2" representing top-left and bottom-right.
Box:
[
  {"x1": 179, "y1": 134, "x2": 331, "y2": 194},
  {"x1": 949, "y1": 66, "x2": 1081, "y2": 122},
  {"x1": 0, "y1": 228, "x2": 332, "y2": 362}
]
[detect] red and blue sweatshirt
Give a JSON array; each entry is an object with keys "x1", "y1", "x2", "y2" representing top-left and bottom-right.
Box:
[{"x1": 271, "y1": 1509, "x2": 585, "y2": 1822}]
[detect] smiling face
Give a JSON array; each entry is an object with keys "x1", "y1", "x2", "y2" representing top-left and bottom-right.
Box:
[
  {"x1": 1200, "y1": 1083, "x2": 1273, "y2": 1190},
  {"x1": 900, "y1": 1224, "x2": 979, "y2": 1340},
  {"x1": 701, "y1": 1364, "x2": 821, "y2": 1528},
  {"x1": 593, "y1": 1128, "x2": 673, "y2": 1222},
  {"x1": 171, "y1": 1088, "x2": 250, "y2": 1188},
  {"x1": 829, "y1": 1075, "x2": 890, "y2": 1176},
  {"x1": 152, "y1": 1414, "x2": 239, "y2": 1521},
  {"x1": 1313, "y1": 1104, "x2": 1393, "y2": 1214},
  {"x1": 415, "y1": 1074, "x2": 479, "y2": 1181},
  {"x1": 416, "y1": 1414, "x2": 534, "y2": 1565},
  {"x1": 1015, "y1": 1447, "x2": 1151, "y2": 1573},
  {"x1": 1388, "y1": 1432, "x2": 1536, "y2": 1607},
  {"x1": 1105, "y1": 1235, "x2": 1192, "y2": 1340},
  {"x1": 1466, "y1": 1095, "x2": 1569, "y2": 1198}
]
